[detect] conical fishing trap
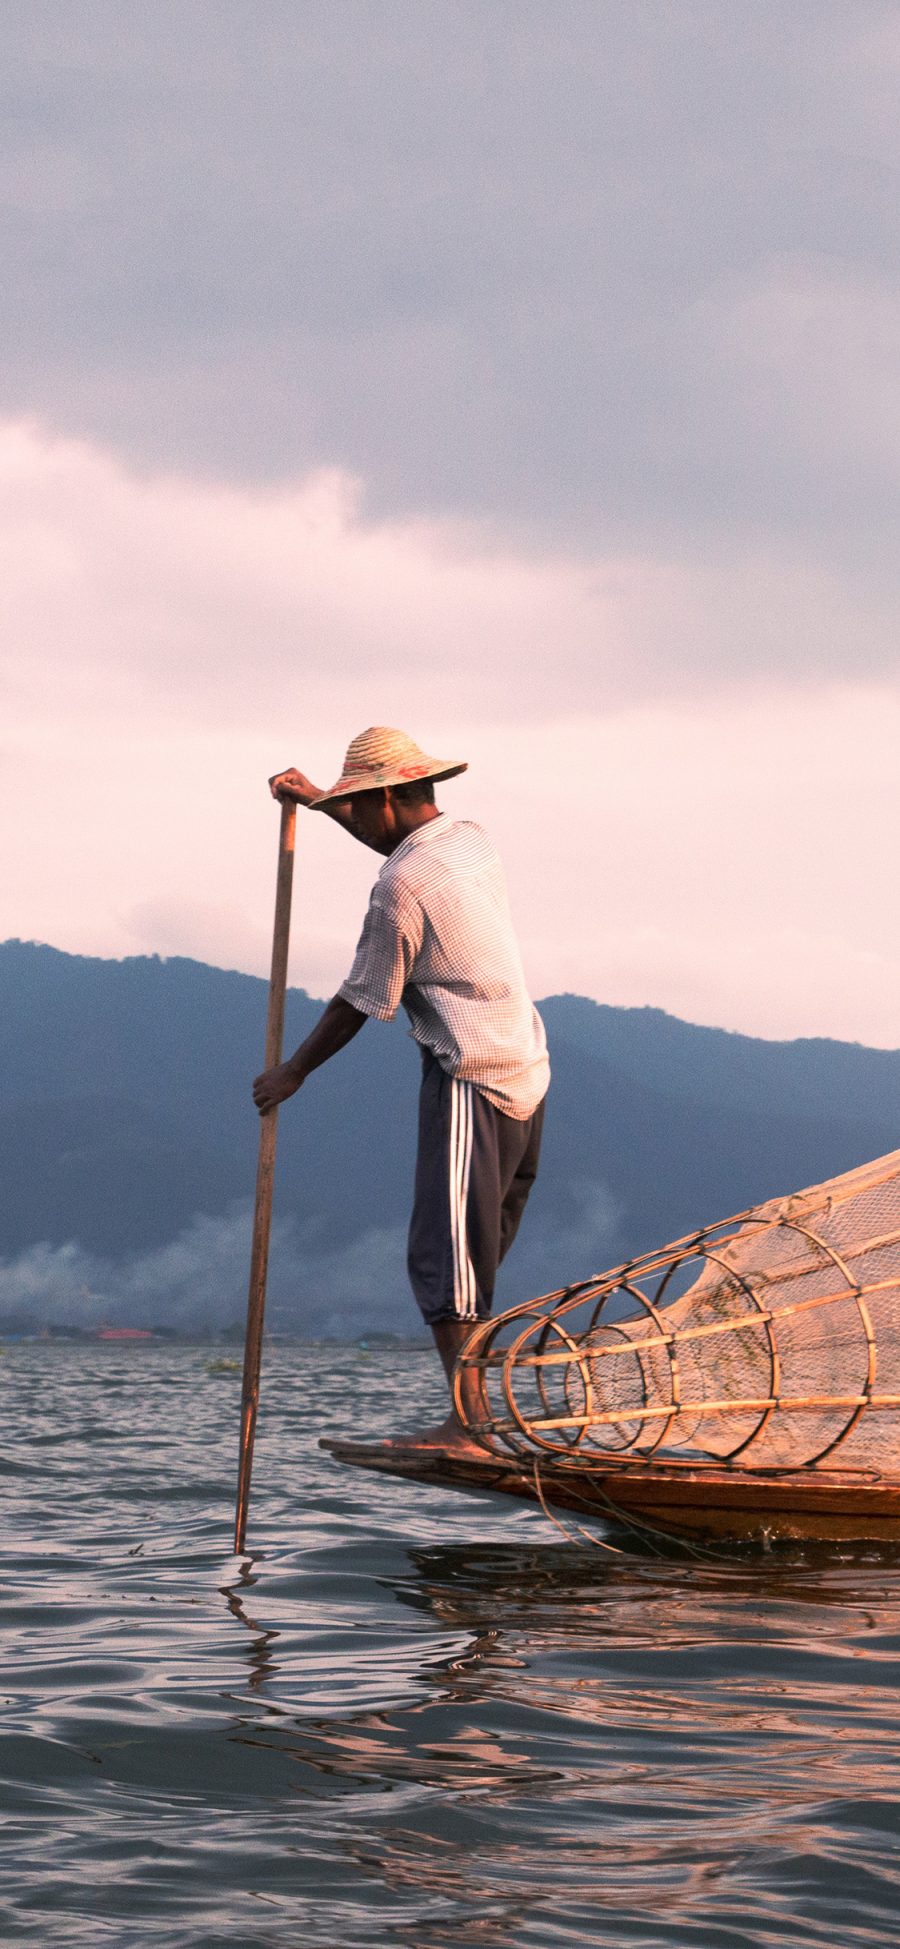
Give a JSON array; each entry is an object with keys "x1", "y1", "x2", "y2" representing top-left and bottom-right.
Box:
[{"x1": 456, "y1": 1150, "x2": 900, "y2": 1474}]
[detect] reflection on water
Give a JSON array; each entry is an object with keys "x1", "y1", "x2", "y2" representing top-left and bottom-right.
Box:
[{"x1": 2, "y1": 1342, "x2": 900, "y2": 1947}]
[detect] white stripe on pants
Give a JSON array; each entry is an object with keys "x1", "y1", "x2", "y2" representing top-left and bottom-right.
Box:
[{"x1": 449, "y1": 1078, "x2": 476, "y2": 1319}]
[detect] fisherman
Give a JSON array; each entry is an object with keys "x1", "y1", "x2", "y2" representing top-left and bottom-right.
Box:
[{"x1": 252, "y1": 726, "x2": 550, "y2": 1455}]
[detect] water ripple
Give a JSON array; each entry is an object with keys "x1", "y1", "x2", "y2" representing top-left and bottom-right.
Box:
[{"x1": 2, "y1": 1342, "x2": 900, "y2": 1946}]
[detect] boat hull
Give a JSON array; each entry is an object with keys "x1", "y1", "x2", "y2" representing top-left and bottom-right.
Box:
[{"x1": 320, "y1": 1438, "x2": 900, "y2": 1545}]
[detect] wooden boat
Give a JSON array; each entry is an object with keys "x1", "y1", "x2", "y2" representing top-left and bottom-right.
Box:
[
  {"x1": 321, "y1": 1436, "x2": 900, "y2": 1545},
  {"x1": 325, "y1": 1151, "x2": 900, "y2": 1547}
]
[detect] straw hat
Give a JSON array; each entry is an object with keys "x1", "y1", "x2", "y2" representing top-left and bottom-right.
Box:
[{"x1": 312, "y1": 727, "x2": 468, "y2": 805}]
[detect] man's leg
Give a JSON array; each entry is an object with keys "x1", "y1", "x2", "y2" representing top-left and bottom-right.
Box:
[
  {"x1": 431, "y1": 1316, "x2": 490, "y2": 1437},
  {"x1": 498, "y1": 1097, "x2": 545, "y2": 1263},
  {"x1": 397, "y1": 1059, "x2": 504, "y2": 1451}
]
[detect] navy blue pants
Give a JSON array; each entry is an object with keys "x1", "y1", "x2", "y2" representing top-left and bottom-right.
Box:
[{"x1": 407, "y1": 1051, "x2": 545, "y2": 1326}]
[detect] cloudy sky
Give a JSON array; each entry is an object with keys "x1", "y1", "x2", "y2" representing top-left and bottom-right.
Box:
[{"x1": 1, "y1": 1, "x2": 898, "y2": 1043}]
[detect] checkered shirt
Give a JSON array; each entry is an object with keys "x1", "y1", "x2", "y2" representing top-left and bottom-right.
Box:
[{"x1": 338, "y1": 814, "x2": 550, "y2": 1119}]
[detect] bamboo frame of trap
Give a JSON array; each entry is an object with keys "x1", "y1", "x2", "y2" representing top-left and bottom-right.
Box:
[{"x1": 453, "y1": 1193, "x2": 900, "y2": 1474}]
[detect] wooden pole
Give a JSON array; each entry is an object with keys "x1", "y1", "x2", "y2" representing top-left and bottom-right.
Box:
[{"x1": 234, "y1": 795, "x2": 296, "y2": 1553}]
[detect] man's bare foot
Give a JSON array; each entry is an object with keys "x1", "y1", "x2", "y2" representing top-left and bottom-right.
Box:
[{"x1": 382, "y1": 1412, "x2": 490, "y2": 1458}]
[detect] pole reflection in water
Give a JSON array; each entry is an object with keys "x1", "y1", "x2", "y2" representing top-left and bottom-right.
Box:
[{"x1": 222, "y1": 1555, "x2": 283, "y2": 1691}]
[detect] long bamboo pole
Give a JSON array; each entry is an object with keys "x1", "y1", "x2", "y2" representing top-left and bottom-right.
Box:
[{"x1": 234, "y1": 795, "x2": 296, "y2": 1553}]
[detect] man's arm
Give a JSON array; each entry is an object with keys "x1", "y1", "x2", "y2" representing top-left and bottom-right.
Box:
[
  {"x1": 252, "y1": 994, "x2": 367, "y2": 1114},
  {"x1": 268, "y1": 767, "x2": 354, "y2": 835}
]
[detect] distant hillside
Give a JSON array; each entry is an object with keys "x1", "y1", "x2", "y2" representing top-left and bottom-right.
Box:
[
  {"x1": 539, "y1": 995, "x2": 900, "y2": 1126},
  {"x1": 0, "y1": 941, "x2": 897, "y2": 1335}
]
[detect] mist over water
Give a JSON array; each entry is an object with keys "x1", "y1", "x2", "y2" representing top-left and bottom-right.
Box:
[
  {"x1": 4, "y1": 1339, "x2": 900, "y2": 1947},
  {"x1": 0, "y1": 1179, "x2": 622, "y2": 1336}
]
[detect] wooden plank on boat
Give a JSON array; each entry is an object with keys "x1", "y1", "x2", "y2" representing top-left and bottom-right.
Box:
[{"x1": 319, "y1": 1436, "x2": 900, "y2": 1544}]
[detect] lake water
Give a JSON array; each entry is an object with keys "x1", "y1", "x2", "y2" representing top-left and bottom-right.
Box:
[{"x1": 3, "y1": 1341, "x2": 900, "y2": 1947}]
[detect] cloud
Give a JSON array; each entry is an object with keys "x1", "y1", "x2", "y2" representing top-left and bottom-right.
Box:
[
  {"x1": 0, "y1": 416, "x2": 898, "y2": 1043},
  {"x1": 682, "y1": 259, "x2": 900, "y2": 543},
  {"x1": 0, "y1": 2, "x2": 898, "y2": 562},
  {"x1": 3, "y1": 418, "x2": 896, "y2": 741}
]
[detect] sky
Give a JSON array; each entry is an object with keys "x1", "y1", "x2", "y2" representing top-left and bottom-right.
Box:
[{"x1": 1, "y1": 0, "x2": 898, "y2": 1045}]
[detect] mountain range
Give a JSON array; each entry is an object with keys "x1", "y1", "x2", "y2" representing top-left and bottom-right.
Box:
[{"x1": 1, "y1": 939, "x2": 897, "y2": 1336}]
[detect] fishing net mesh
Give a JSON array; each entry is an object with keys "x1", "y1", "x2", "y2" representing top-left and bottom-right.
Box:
[{"x1": 457, "y1": 1150, "x2": 900, "y2": 1472}]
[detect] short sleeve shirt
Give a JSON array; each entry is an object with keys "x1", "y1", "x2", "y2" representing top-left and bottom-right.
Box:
[{"x1": 338, "y1": 814, "x2": 550, "y2": 1120}]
